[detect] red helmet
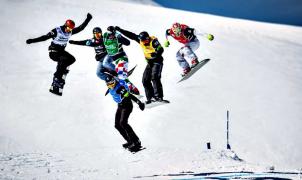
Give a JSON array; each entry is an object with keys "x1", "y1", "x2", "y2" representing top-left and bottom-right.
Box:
[
  {"x1": 172, "y1": 22, "x2": 181, "y2": 29},
  {"x1": 65, "y1": 19, "x2": 75, "y2": 29}
]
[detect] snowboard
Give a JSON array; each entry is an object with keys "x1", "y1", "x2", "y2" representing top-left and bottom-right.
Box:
[
  {"x1": 105, "y1": 65, "x2": 137, "y2": 96},
  {"x1": 145, "y1": 99, "x2": 170, "y2": 109},
  {"x1": 49, "y1": 85, "x2": 63, "y2": 96},
  {"x1": 177, "y1": 58, "x2": 211, "y2": 83},
  {"x1": 49, "y1": 69, "x2": 69, "y2": 96},
  {"x1": 129, "y1": 146, "x2": 146, "y2": 154}
]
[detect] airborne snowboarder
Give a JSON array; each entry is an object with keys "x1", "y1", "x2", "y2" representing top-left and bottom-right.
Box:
[
  {"x1": 69, "y1": 27, "x2": 115, "y2": 81},
  {"x1": 105, "y1": 75, "x2": 145, "y2": 152},
  {"x1": 164, "y1": 22, "x2": 214, "y2": 77},
  {"x1": 103, "y1": 26, "x2": 140, "y2": 95},
  {"x1": 114, "y1": 26, "x2": 167, "y2": 104},
  {"x1": 26, "y1": 13, "x2": 92, "y2": 96}
]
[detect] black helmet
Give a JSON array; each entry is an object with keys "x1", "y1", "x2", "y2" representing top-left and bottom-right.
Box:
[
  {"x1": 93, "y1": 27, "x2": 102, "y2": 34},
  {"x1": 105, "y1": 75, "x2": 117, "y2": 88},
  {"x1": 138, "y1": 31, "x2": 149, "y2": 41}
]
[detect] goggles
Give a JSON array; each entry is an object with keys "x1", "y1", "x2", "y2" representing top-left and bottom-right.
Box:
[
  {"x1": 172, "y1": 27, "x2": 181, "y2": 36},
  {"x1": 94, "y1": 32, "x2": 102, "y2": 38},
  {"x1": 106, "y1": 80, "x2": 116, "y2": 89},
  {"x1": 141, "y1": 38, "x2": 150, "y2": 44},
  {"x1": 65, "y1": 26, "x2": 74, "y2": 32}
]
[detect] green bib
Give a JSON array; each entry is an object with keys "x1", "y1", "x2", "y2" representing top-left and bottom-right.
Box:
[{"x1": 103, "y1": 32, "x2": 119, "y2": 55}]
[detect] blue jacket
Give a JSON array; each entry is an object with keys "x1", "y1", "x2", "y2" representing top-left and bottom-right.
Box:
[{"x1": 109, "y1": 80, "x2": 129, "y2": 103}]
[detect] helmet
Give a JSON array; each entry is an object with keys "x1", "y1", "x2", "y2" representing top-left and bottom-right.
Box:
[
  {"x1": 172, "y1": 22, "x2": 181, "y2": 36},
  {"x1": 172, "y1": 22, "x2": 181, "y2": 29},
  {"x1": 65, "y1": 19, "x2": 75, "y2": 29},
  {"x1": 105, "y1": 75, "x2": 117, "y2": 89},
  {"x1": 138, "y1": 31, "x2": 150, "y2": 41},
  {"x1": 93, "y1": 27, "x2": 102, "y2": 34}
]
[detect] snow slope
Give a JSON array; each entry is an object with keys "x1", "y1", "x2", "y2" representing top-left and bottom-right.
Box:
[{"x1": 0, "y1": 0, "x2": 302, "y2": 179}]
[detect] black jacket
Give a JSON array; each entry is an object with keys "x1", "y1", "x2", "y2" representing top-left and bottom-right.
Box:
[
  {"x1": 27, "y1": 15, "x2": 92, "y2": 52},
  {"x1": 69, "y1": 37, "x2": 107, "y2": 60}
]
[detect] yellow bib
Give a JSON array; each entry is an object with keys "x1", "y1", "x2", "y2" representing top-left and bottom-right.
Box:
[{"x1": 139, "y1": 36, "x2": 156, "y2": 59}]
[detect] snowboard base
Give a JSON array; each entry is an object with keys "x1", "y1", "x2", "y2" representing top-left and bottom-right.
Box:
[
  {"x1": 178, "y1": 58, "x2": 211, "y2": 83},
  {"x1": 145, "y1": 99, "x2": 170, "y2": 109}
]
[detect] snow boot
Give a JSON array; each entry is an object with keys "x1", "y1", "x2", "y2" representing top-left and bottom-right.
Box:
[
  {"x1": 191, "y1": 58, "x2": 199, "y2": 68},
  {"x1": 122, "y1": 142, "x2": 132, "y2": 149},
  {"x1": 145, "y1": 100, "x2": 153, "y2": 104},
  {"x1": 128, "y1": 140, "x2": 142, "y2": 152},
  {"x1": 181, "y1": 67, "x2": 191, "y2": 77},
  {"x1": 145, "y1": 97, "x2": 156, "y2": 104},
  {"x1": 154, "y1": 97, "x2": 163, "y2": 102},
  {"x1": 49, "y1": 77, "x2": 64, "y2": 96}
]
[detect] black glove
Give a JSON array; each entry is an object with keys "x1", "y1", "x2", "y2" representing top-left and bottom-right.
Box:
[
  {"x1": 87, "y1": 13, "x2": 92, "y2": 20},
  {"x1": 138, "y1": 102, "x2": 145, "y2": 111},
  {"x1": 26, "y1": 39, "x2": 33, "y2": 44},
  {"x1": 114, "y1": 26, "x2": 121, "y2": 31},
  {"x1": 150, "y1": 52, "x2": 157, "y2": 58},
  {"x1": 107, "y1": 26, "x2": 115, "y2": 33}
]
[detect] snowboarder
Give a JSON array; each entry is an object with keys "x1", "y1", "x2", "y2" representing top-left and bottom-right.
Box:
[
  {"x1": 105, "y1": 74, "x2": 145, "y2": 152},
  {"x1": 69, "y1": 27, "x2": 115, "y2": 81},
  {"x1": 114, "y1": 26, "x2": 166, "y2": 104},
  {"x1": 164, "y1": 22, "x2": 214, "y2": 76},
  {"x1": 26, "y1": 13, "x2": 92, "y2": 96},
  {"x1": 103, "y1": 26, "x2": 140, "y2": 95}
]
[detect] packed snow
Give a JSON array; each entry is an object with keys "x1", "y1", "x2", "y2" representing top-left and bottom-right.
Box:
[{"x1": 0, "y1": 0, "x2": 302, "y2": 179}]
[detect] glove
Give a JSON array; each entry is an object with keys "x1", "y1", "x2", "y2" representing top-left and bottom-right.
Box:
[
  {"x1": 114, "y1": 26, "x2": 121, "y2": 31},
  {"x1": 138, "y1": 102, "x2": 145, "y2": 111},
  {"x1": 69, "y1": 40, "x2": 75, "y2": 44},
  {"x1": 150, "y1": 52, "x2": 157, "y2": 58},
  {"x1": 164, "y1": 40, "x2": 170, "y2": 47},
  {"x1": 107, "y1": 26, "x2": 115, "y2": 33},
  {"x1": 207, "y1": 34, "x2": 214, "y2": 41},
  {"x1": 87, "y1": 13, "x2": 92, "y2": 20},
  {"x1": 26, "y1": 39, "x2": 33, "y2": 44}
]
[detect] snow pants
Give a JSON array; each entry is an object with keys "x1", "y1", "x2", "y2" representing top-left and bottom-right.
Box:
[
  {"x1": 49, "y1": 50, "x2": 75, "y2": 81},
  {"x1": 102, "y1": 55, "x2": 115, "y2": 73},
  {"x1": 115, "y1": 98, "x2": 139, "y2": 144},
  {"x1": 142, "y1": 62, "x2": 163, "y2": 101},
  {"x1": 176, "y1": 38, "x2": 200, "y2": 69},
  {"x1": 96, "y1": 55, "x2": 113, "y2": 81}
]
